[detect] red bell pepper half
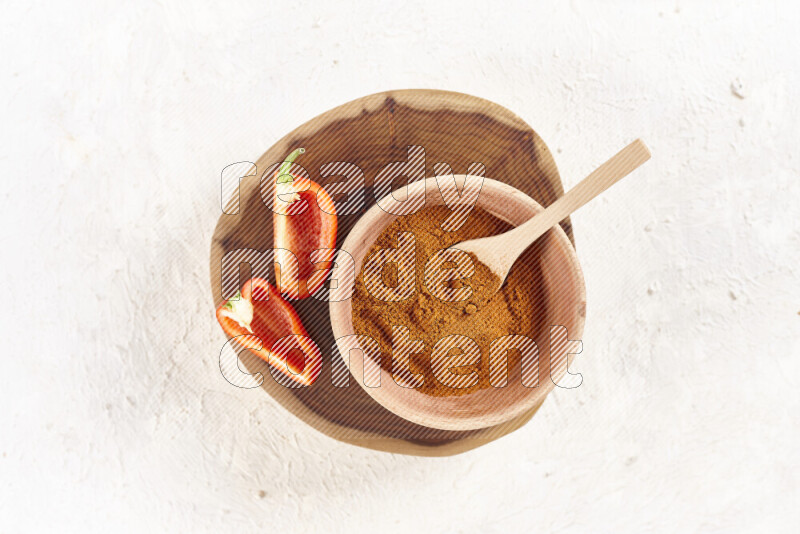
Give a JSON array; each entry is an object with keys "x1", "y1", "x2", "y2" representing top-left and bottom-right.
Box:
[
  {"x1": 216, "y1": 278, "x2": 322, "y2": 386},
  {"x1": 272, "y1": 148, "x2": 338, "y2": 299}
]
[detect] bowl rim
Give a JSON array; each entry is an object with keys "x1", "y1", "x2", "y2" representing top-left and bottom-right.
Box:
[{"x1": 329, "y1": 176, "x2": 586, "y2": 430}]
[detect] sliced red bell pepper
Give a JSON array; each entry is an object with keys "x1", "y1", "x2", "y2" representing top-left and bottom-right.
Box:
[
  {"x1": 273, "y1": 148, "x2": 338, "y2": 299},
  {"x1": 216, "y1": 277, "x2": 322, "y2": 386}
]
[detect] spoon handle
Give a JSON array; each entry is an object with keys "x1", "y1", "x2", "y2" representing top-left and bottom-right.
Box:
[{"x1": 508, "y1": 139, "x2": 651, "y2": 246}]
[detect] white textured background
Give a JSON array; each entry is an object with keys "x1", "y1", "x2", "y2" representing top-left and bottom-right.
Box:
[{"x1": 1, "y1": 0, "x2": 798, "y2": 532}]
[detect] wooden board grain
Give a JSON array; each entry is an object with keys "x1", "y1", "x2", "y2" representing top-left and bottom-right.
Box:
[{"x1": 209, "y1": 89, "x2": 573, "y2": 456}]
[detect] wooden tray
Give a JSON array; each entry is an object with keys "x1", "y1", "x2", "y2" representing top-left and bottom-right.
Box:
[{"x1": 209, "y1": 89, "x2": 573, "y2": 456}]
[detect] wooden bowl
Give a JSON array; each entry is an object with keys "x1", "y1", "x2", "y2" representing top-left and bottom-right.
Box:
[{"x1": 330, "y1": 177, "x2": 586, "y2": 431}]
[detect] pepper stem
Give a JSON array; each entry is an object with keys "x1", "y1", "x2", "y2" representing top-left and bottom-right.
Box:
[
  {"x1": 220, "y1": 290, "x2": 254, "y2": 333},
  {"x1": 276, "y1": 147, "x2": 306, "y2": 184}
]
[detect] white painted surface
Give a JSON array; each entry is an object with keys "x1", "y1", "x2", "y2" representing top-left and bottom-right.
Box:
[{"x1": 1, "y1": 0, "x2": 798, "y2": 532}]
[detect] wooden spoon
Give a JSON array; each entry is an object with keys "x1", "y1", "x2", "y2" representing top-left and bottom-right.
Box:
[{"x1": 451, "y1": 139, "x2": 651, "y2": 288}]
